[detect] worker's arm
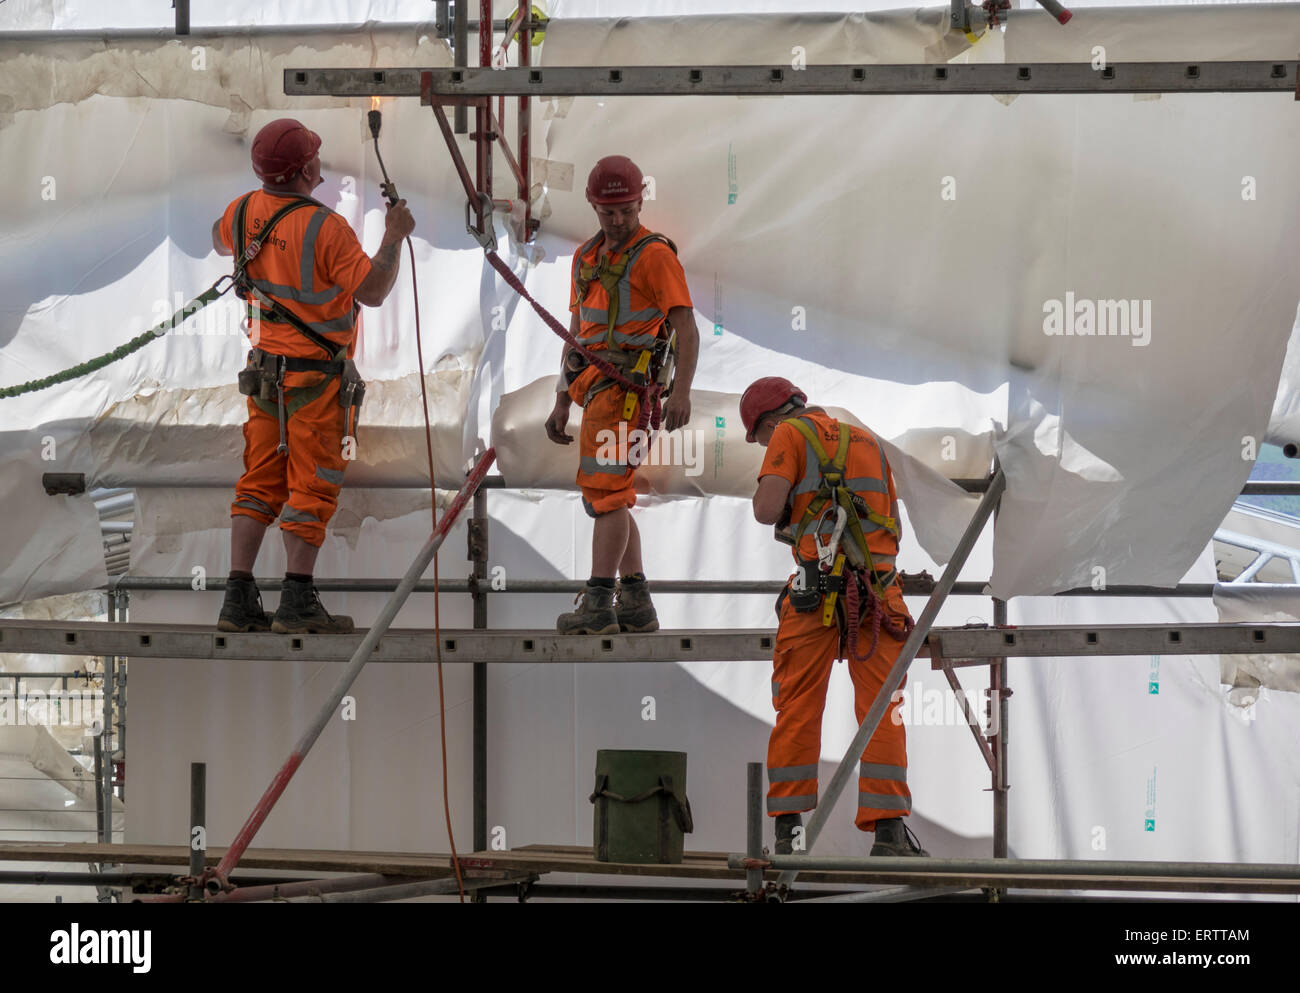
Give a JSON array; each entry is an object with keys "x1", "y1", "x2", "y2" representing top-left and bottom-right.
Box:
[
  {"x1": 211, "y1": 220, "x2": 232, "y2": 258},
  {"x1": 753, "y1": 475, "x2": 793, "y2": 525},
  {"x1": 353, "y1": 199, "x2": 416, "y2": 307},
  {"x1": 545, "y1": 313, "x2": 579, "y2": 444},
  {"x1": 661, "y1": 306, "x2": 698, "y2": 433}
]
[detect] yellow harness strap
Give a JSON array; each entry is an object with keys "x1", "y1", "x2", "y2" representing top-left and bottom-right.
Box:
[{"x1": 785, "y1": 416, "x2": 899, "y2": 607}]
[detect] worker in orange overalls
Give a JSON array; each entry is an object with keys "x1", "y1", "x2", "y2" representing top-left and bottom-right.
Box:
[
  {"x1": 743, "y1": 376, "x2": 929, "y2": 857},
  {"x1": 545, "y1": 156, "x2": 700, "y2": 635},
  {"x1": 211, "y1": 118, "x2": 414, "y2": 633}
]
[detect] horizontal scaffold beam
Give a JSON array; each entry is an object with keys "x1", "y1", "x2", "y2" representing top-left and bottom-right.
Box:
[
  {"x1": 3, "y1": 620, "x2": 1299, "y2": 663},
  {"x1": 283, "y1": 61, "x2": 1299, "y2": 99},
  {"x1": 0, "y1": 620, "x2": 779, "y2": 664},
  {"x1": 929, "y1": 622, "x2": 1300, "y2": 660}
]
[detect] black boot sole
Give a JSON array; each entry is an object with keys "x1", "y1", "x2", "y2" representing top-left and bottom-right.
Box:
[
  {"x1": 870, "y1": 844, "x2": 929, "y2": 857},
  {"x1": 618, "y1": 618, "x2": 660, "y2": 633},
  {"x1": 557, "y1": 621, "x2": 621, "y2": 635},
  {"x1": 217, "y1": 618, "x2": 271, "y2": 633},
  {"x1": 271, "y1": 619, "x2": 355, "y2": 634}
]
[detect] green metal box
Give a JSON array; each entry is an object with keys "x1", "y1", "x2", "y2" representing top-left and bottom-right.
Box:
[{"x1": 590, "y1": 749, "x2": 694, "y2": 864}]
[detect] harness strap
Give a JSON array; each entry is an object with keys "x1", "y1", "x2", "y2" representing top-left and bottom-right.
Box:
[
  {"x1": 573, "y1": 231, "x2": 678, "y2": 346},
  {"x1": 486, "y1": 251, "x2": 665, "y2": 433},
  {"x1": 784, "y1": 415, "x2": 900, "y2": 599},
  {"x1": 232, "y1": 193, "x2": 342, "y2": 360}
]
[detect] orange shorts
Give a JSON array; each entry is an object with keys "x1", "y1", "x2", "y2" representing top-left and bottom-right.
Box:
[
  {"x1": 230, "y1": 371, "x2": 349, "y2": 547},
  {"x1": 568, "y1": 364, "x2": 641, "y2": 516}
]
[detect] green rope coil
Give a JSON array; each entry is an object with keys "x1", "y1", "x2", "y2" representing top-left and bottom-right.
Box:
[{"x1": 0, "y1": 277, "x2": 233, "y2": 400}]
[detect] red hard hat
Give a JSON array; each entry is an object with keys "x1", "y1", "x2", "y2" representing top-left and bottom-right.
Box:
[
  {"x1": 741, "y1": 377, "x2": 807, "y2": 443},
  {"x1": 251, "y1": 118, "x2": 322, "y2": 184},
  {"x1": 586, "y1": 155, "x2": 644, "y2": 204}
]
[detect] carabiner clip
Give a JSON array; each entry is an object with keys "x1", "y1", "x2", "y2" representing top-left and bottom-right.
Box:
[{"x1": 814, "y1": 505, "x2": 848, "y2": 569}]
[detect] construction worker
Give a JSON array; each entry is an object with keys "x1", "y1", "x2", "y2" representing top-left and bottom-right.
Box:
[
  {"x1": 545, "y1": 155, "x2": 699, "y2": 635},
  {"x1": 742, "y1": 377, "x2": 929, "y2": 857},
  {"x1": 211, "y1": 118, "x2": 414, "y2": 633}
]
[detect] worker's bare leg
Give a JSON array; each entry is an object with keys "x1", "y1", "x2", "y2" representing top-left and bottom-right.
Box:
[
  {"x1": 592, "y1": 506, "x2": 632, "y2": 577},
  {"x1": 618, "y1": 514, "x2": 644, "y2": 578},
  {"x1": 612, "y1": 513, "x2": 657, "y2": 632},
  {"x1": 230, "y1": 515, "x2": 269, "y2": 573},
  {"x1": 282, "y1": 529, "x2": 321, "y2": 575}
]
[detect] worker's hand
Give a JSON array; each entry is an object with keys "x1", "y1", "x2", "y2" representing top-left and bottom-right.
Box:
[
  {"x1": 384, "y1": 198, "x2": 416, "y2": 240},
  {"x1": 662, "y1": 391, "x2": 691, "y2": 434},
  {"x1": 545, "y1": 395, "x2": 574, "y2": 444}
]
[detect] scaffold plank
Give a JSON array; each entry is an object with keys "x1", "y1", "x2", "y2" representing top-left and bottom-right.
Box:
[
  {"x1": 2, "y1": 842, "x2": 1293, "y2": 895},
  {"x1": 5, "y1": 620, "x2": 1300, "y2": 662},
  {"x1": 282, "y1": 61, "x2": 1298, "y2": 99}
]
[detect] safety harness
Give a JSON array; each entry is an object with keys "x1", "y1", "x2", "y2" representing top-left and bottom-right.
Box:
[
  {"x1": 780, "y1": 415, "x2": 915, "y2": 662},
  {"x1": 566, "y1": 231, "x2": 679, "y2": 426},
  {"x1": 230, "y1": 193, "x2": 365, "y2": 455}
]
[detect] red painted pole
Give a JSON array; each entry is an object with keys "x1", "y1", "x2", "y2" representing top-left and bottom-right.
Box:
[
  {"x1": 518, "y1": 6, "x2": 532, "y2": 239},
  {"x1": 475, "y1": 0, "x2": 493, "y2": 236}
]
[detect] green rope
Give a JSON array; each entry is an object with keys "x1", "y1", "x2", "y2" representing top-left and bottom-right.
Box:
[{"x1": 0, "y1": 277, "x2": 233, "y2": 400}]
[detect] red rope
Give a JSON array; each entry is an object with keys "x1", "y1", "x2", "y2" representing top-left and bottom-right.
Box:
[
  {"x1": 482, "y1": 251, "x2": 665, "y2": 433},
  {"x1": 408, "y1": 236, "x2": 465, "y2": 903},
  {"x1": 840, "y1": 573, "x2": 913, "y2": 664}
]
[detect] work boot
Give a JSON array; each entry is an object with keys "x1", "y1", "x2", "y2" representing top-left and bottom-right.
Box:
[
  {"x1": 217, "y1": 577, "x2": 271, "y2": 632},
  {"x1": 870, "y1": 816, "x2": 929, "y2": 857},
  {"x1": 774, "y1": 812, "x2": 803, "y2": 856},
  {"x1": 556, "y1": 583, "x2": 620, "y2": 635},
  {"x1": 271, "y1": 578, "x2": 355, "y2": 634},
  {"x1": 615, "y1": 575, "x2": 659, "y2": 633}
]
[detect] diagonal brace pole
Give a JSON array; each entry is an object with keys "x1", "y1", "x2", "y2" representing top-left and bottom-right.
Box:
[
  {"x1": 776, "y1": 468, "x2": 1005, "y2": 891},
  {"x1": 208, "y1": 449, "x2": 498, "y2": 890}
]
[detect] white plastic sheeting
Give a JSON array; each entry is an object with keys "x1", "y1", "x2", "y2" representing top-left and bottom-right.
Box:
[
  {"x1": 1011, "y1": 548, "x2": 1300, "y2": 883},
  {"x1": 2, "y1": 3, "x2": 1300, "y2": 874},
  {"x1": 1214, "y1": 585, "x2": 1300, "y2": 699},
  {"x1": 3, "y1": 7, "x2": 1300, "y2": 600}
]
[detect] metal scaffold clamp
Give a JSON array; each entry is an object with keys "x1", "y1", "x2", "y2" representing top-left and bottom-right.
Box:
[{"x1": 466, "y1": 193, "x2": 496, "y2": 251}]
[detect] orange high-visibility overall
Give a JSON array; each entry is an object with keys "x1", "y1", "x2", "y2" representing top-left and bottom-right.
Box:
[
  {"x1": 758, "y1": 410, "x2": 914, "y2": 830},
  {"x1": 567, "y1": 224, "x2": 692, "y2": 515},
  {"x1": 218, "y1": 191, "x2": 372, "y2": 546}
]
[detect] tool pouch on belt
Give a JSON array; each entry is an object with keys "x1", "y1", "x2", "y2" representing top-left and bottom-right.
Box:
[
  {"x1": 787, "y1": 556, "x2": 826, "y2": 613},
  {"x1": 237, "y1": 349, "x2": 263, "y2": 397},
  {"x1": 237, "y1": 349, "x2": 284, "y2": 402},
  {"x1": 778, "y1": 556, "x2": 850, "y2": 617},
  {"x1": 338, "y1": 358, "x2": 365, "y2": 412}
]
